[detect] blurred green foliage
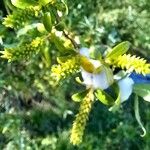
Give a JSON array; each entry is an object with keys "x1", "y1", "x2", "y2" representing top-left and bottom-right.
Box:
[
  {"x1": 66, "y1": 0, "x2": 150, "y2": 59},
  {"x1": 0, "y1": 0, "x2": 150, "y2": 149}
]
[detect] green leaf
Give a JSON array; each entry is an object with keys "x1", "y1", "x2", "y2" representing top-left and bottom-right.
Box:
[
  {"x1": 72, "y1": 90, "x2": 89, "y2": 102},
  {"x1": 51, "y1": 33, "x2": 66, "y2": 52},
  {"x1": 61, "y1": 0, "x2": 68, "y2": 15},
  {"x1": 17, "y1": 23, "x2": 42, "y2": 37},
  {"x1": 90, "y1": 48, "x2": 102, "y2": 60},
  {"x1": 75, "y1": 77, "x2": 83, "y2": 84},
  {"x1": 43, "y1": 12, "x2": 52, "y2": 32},
  {"x1": 55, "y1": 22, "x2": 65, "y2": 31},
  {"x1": 108, "y1": 83, "x2": 121, "y2": 112},
  {"x1": 134, "y1": 95, "x2": 146, "y2": 137},
  {"x1": 39, "y1": 0, "x2": 54, "y2": 6},
  {"x1": 102, "y1": 66, "x2": 114, "y2": 86},
  {"x1": 11, "y1": 0, "x2": 37, "y2": 9},
  {"x1": 57, "y1": 55, "x2": 74, "y2": 64},
  {"x1": 133, "y1": 84, "x2": 150, "y2": 102},
  {"x1": 51, "y1": 33, "x2": 76, "y2": 54},
  {"x1": 95, "y1": 89, "x2": 115, "y2": 105},
  {"x1": 106, "y1": 41, "x2": 130, "y2": 59},
  {"x1": 43, "y1": 47, "x2": 51, "y2": 67}
]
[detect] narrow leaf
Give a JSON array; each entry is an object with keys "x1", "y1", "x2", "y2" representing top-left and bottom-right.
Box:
[
  {"x1": 72, "y1": 89, "x2": 89, "y2": 102},
  {"x1": 109, "y1": 83, "x2": 121, "y2": 112},
  {"x1": 133, "y1": 84, "x2": 150, "y2": 102},
  {"x1": 11, "y1": 0, "x2": 37, "y2": 9},
  {"x1": 134, "y1": 95, "x2": 146, "y2": 137},
  {"x1": 95, "y1": 89, "x2": 115, "y2": 105},
  {"x1": 75, "y1": 77, "x2": 83, "y2": 84},
  {"x1": 43, "y1": 12, "x2": 52, "y2": 32},
  {"x1": 106, "y1": 41, "x2": 130, "y2": 59},
  {"x1": 39, "y1": 0, "x2": 54, "y2": 6},
  {"x1": 61, "y1": 0, "x2": 68, "y2": 15}
]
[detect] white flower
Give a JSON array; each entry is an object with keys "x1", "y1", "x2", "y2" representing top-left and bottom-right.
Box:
[
  {"x1": 79, "y1": 47, "x2": 134, "y2": 102},
  {"x1": 80, "y1": 47, "x2": 112, "y2": 90},
  {"x1": 81, "y1": 67, "x2": 111, "y2": 89}
]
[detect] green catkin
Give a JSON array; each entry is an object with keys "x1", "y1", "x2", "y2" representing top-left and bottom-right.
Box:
[
  {"x1": 70, "y1": 89, "x2": 94, "y2": 145},
  {"x1": 3, "y1": 7, "x2": 41, "y2": 29},
  {"x1": 1, "y1": 37, "x2": 43, "y2": 61},
  {"x1": 50, "y1": 57, "x2": 80, "y2": 84},
  {"x1": 107, "y1": 54, "x2": 150, "y2": 75}
]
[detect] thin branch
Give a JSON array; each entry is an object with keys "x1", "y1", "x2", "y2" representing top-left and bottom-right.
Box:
[
  {"x1": 62, "y1": 30, "x2": 79, "y2": 50},
  {"x1": 53, "y1": 9, "x2": 79, "y2": 50}
]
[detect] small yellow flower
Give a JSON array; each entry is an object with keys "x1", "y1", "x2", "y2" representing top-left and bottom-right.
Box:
[{"x1": 0, "y1": 50, "x2": 12, "y2": 60}]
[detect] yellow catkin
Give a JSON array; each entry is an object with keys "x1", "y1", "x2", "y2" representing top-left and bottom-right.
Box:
[
  {"x1": 51, "y1": 57, "x2": 80, "y2": 84},
  {"x1": 3, "y1": 7, "x2": 40, "y2": 29},
  {"x1": 70, "y1": 89, "x2": 94, "y2": 145},
  {"x1": 107, "y1": 54, "x2": 150, "y2": 75},
  {"x1": 1, "y1": 37, "x2": 43, "y2": 61}
]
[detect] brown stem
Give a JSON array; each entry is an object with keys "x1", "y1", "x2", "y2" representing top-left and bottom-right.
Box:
[
  {"x1": 54, "y1": 9, "x2": 79, "y2": 50},
  {"x1": 62, "y1": 30, "x2": 79, "y2": 50}
]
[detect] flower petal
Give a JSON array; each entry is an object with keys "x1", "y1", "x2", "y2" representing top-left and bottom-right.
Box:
[
  {"x1": 81, "y1": 69, "x2": 93, "y2": 86},
  {"x1": 89, "y1": 59, "x2": 101, "y2": 69},
  {"x1": 118, "y1": 77, "x2": 134, "y2": 102},
  {"x1": 79, "y1": 47, "x2": 90, "y2": 58},
  {"x1": 92, "y1": 71, "x2": 110, "y2": 89}
]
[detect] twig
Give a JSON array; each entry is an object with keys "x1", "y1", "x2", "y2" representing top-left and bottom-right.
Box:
[
  {"x1": 62, "y1": 30, "x2": 79, "y2": 50},
  {"x1": 53, "y1": 8, "x2": 79, "y2": 50}
]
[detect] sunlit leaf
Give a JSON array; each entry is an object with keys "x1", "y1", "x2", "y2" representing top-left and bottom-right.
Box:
[
  {"x1": 75, "y1": 77, "x2": 83, "y2": 84},
  {"x1": 43, "y1": 12, "x2": 52, "y2": 32},
  {"x1": 42, "y1": 47, "x2": 51, "y2": 67},
  {"x1": 95, "y1": 89, "x2": 115, "y2": 105},
  {"x1": 72, "y1": 89, "x2": 89, "y2": 102},
  {"x1": 106, "y1": 41, "x2": 130, "y2": 59},
  {"x1": 11, "y1": 0, "x2": 37, "y2": 9},
  {"x1": 109, "y1": 83, "x2": 121, "y2": 112},
  {"x1": 39, "y1": 0, "x2": 55, "y2": 6},
  {"x1": 57, "y1": 55, "x2": 75, "y2": 64},
  {"x1": 102, "y1": 65, "x2": 114, "y2": 86},
  {"x1": 51, "y1": 33, "x2": 74, "y2": 53},
  {"x1": 133, "y1": 84, "x2": 150, "y2": 102},
  {"x1": 61, "y1": 0, "x2": 68, "y2": 15}
]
